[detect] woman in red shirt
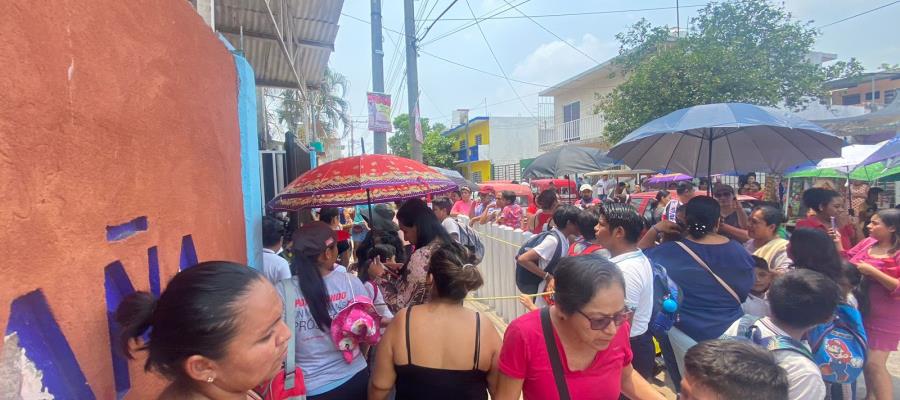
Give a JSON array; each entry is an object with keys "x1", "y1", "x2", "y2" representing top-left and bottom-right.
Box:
[
  {"x1": 795, "y1": 187, "x2": 855, "y2": 250},
  {"x1": 495, "y1": 255, "x2": 664, "y2": 400},
  {"x1": 528, "y1": 189, "x2": 559, "y2": 234}
]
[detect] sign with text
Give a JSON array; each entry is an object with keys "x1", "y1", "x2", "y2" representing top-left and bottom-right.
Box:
[{"x1": 367, "y1": 92, "x2": 392, "y2": 132}]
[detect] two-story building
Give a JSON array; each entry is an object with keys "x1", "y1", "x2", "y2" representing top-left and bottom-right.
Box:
[
  {"x1": 537, "y1": 57, "x2": 626, "y2": 152},
  {"x1": 825, "y1": 70, "x2": 900, "y2": 108},
  {"x1": 443, "y1": 116, "x2": 540, "y2": 183}
]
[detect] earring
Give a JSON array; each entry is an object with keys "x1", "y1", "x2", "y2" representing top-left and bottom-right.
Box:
[{"x1": 206, "y1": 376, "x2": 215, "y2": 383}]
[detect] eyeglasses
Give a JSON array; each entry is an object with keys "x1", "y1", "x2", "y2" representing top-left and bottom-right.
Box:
[{"x1": 577, "y1": 307, "x2": 633, "y2": 330}]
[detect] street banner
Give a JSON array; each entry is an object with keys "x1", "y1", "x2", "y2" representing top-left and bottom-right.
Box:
[
  {"x1": 414, "y1": 104, "x2": 423, "y2": 143},
  {"x1": 367, "y1": 92, "x2": 392, "y2": 132}
]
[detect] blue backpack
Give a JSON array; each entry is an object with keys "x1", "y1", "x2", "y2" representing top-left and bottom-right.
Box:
[
  {"x1": 648, "y1": 261, "x2": 682, "y2": 336},
  {"x1": 807, "y1": 304, "x2": 868, "y2": 384}
]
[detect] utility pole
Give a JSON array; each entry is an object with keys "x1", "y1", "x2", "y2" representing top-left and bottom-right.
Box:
[
  {"x1": 370, "y1": 0, "x2": 388, "y2": 154},
  {"x1": 404, "y1": 0, "x2": 423, "y2": 161}
]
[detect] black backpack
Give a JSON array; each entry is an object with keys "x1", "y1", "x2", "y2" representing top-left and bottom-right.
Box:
[{"x1": 515, "y1": 230, "x2": 564, "y2": 295}]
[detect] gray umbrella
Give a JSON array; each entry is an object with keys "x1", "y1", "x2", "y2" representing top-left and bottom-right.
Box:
[
  {"x1": 522, "y1": 145, "x2": 617, "y2": 179},
  {"x1": 430, "y1": 166, "x2": 479, "y2": 191},
  {"x1": 608, "y1": 103, "x2": 844, "y2": 191}
]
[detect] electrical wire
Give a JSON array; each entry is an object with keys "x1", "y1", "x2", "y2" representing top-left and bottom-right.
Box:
[
  {"x1": 418, "y1": 49, "x2": 551, "y2": 87},
  {"x1": 816, "y1": 1, "x2": 899, "y2": 29},
  {"x1": 462, "y1": 0, "x2": 536, "y2": 118},
  {"x1": 418, "y1": 0, "x2": 460, "y2": 41},
  {"x1": 420, "y1": 0, "x2": 531, "y2": 47},
  {"x1": 499, "y1": 0, "x2": 602, "y2": 64},
  {"x1": 418, "y1": 3, "x2": 707, "y2": 21}
]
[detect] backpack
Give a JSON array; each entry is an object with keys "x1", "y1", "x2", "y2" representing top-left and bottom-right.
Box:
[
  {"x1": 454, "y1": 220, "x2": 485, "y2": 265},
  {"x1": 647, "y1": 261, "x2": 682, "y2": 336},
  {"x1": 515, "y1": 230, "x2": 563, "y2": 295},
  {"x1": 725, "y1": 315, "x2": 815, "y2": 362},
  {"x1": 807, "y1": 304, "x2": 868, "y2": 384}
]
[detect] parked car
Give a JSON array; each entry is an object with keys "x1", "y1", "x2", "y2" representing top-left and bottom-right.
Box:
[
  {"x1": 480, "y1": 182, "x2": 533, "y2": 208},
  {"x1": 530, "y1": 178, "x2": 579, "y2": 204},
  {"x1": 629, "y1": 190, "x2": 760, "y2": 225}
]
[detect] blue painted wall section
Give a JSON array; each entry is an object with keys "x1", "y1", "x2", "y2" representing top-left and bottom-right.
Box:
[
  {"x1": 104, "y1": 262, "x2": 135, "y2": 399},
  {"x1": 6, "y1": 290, "x2": 95, "y2": 399},
  {"x1": 179, "y1": 235, "x2": 199, "y2": 271},
  {"x1": 106, "y1": 216, "x2": 148, "y2": 242},
  {"x1": 148, "y1": 246, "x2": 161, "y2": 297},
  {"x1": 221, "y1": 36, "x2": 264, "y2": 270}
]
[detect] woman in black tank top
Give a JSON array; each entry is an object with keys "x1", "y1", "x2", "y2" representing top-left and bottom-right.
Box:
[{"x1": 369, "y1": 242, "x2": 502, "y2": 399}]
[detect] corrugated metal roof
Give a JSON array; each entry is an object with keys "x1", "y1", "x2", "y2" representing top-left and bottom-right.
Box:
[{"x1": 215, "y1": 0, "x2": 343, "y2": 89}]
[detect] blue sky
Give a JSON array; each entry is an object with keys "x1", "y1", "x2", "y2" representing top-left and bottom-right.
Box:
[{"x1": 330, "y1": 0, "x2": 900, "y2": 153}]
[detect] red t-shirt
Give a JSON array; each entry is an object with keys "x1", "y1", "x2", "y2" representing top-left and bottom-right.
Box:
[
  {"x1": 499, "y1": 310, "x2": 633, "y2": 400},
  {"x1": 794, "y1": 216, "x2": 852, "y2": 250}
]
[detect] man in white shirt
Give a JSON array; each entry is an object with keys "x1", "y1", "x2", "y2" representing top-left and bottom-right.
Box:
[
  {"x1": 516, "y1": 205, "x2": 582, "y2": 307},
  {"x1": 724, "y1": 269, "x2": 842, "y2": 400},
  {"x1": 663, "y1": 181, "x2": 697, "y2": 221},
  {"x1": 593, "y1": 174, "x2": 614, "y2": 200},
  {"x1": 432, "y1": 197, "x2": 460, "y2": 242},
  {"x1": 261, "y1": 216, "x2": 291, "y2": 284},
  {"x1": 594, "y1": 203, "x2": 655, "y2": 379}
]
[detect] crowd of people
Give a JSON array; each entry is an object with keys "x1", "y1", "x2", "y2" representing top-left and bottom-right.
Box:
[{"x1": 114, "y1": 177, "x2": 899, "y2": 400}]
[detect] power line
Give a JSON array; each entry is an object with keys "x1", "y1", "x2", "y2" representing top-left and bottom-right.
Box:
[
  {"x1": 418, "y1": 0, "x2": 460, "y2": 41},
  {"x1": 462, "y1": 0, "x2": 536, "y2": 118},
  {"x1": 816, "y1": 1, "x2": 899, "y2": 29},
  {"x1": 418, "y1": 49, "x2": 551, "y2": 87},
  {"x1": 499, "y1": 0, "x2": 602, "y2": 65},
  {"x1": 417, "y1": 3, "x2": 707, "y2": 21},
  {"x1": 420, "y1": 0, "x2": 532, "y2": 47}
]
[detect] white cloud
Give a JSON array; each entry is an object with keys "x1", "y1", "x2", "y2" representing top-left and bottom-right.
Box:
[{"x1": 511, "y1": 33, "x2": 617, "y2": 87}]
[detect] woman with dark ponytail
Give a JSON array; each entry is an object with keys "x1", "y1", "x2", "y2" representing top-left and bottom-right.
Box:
[
  {"x1": 281, "y1": 221, "x2": 370, "y2": 399},
  {"x1": 644, "y1": 196, "x2": 755, "y2": 377},
  {"x1": 115, "y1": 261, "x2": 291, "y2": 399},
  {"x1": 370, "y1": 241, "x2": 502, "y2": 400}
]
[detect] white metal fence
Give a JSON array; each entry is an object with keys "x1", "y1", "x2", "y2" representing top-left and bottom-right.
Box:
[
  {"x1": 460, "y1": 216, "x2": 535, "y2": 324},
  {"x1": 538, "y1": 113, "x2": 606, "y2": 148}
]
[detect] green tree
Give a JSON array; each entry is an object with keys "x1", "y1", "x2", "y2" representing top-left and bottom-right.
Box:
[
  {"x1": 597, "y1": 0, "x2": 853, "y2": 144},
  {"x1": 388, "y1": 114, "x2": 454, "y2": 167},
  {"x1": 274, "y1": 67, "x2": 351, "y2": 145},
  {"x1": 824, "y1": 58, "x2": 865, "y2": 81}
]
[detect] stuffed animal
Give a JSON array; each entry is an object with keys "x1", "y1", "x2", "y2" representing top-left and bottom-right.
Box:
[{"x1": 331, "y1": 295, "x2": 381, "y2": 363}]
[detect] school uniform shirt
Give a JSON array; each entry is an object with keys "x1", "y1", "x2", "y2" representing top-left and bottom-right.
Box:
[
  {"x1": 609, "y1": 250, "x2": 654, "y2": 337},
  {"x1": 533, "y1": 229, "x2": 569, "y2": 307},
  {"x1": 724, "y1": 317, "x2": 825, "y2": 400},
  {"x1": 276, "y1": 271, "x2": 369, "y2": 394},
  {"x1": 499, "y1": 310, "x2": 633, "y2": 400},
  {"x1": 795, "y1": 216, "x2": 852, "y2": 251},
  {"x1": 261, "y1": 248, "x2": 291, "y2": 284},
  {"x1": 442, "y1": 217, "x2": 461, "y2": 241},
  {"x1": 741, "y1": 293, "x2": 770, "y2": 318}
]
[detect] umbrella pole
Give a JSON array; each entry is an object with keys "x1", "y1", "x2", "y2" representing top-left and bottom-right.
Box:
[
  {"x1": 707, "y1": 130, "x2": 713, "y2": 196},
  {"x1": 366, "y1": 188, "x2": 374, "y2": 232}
]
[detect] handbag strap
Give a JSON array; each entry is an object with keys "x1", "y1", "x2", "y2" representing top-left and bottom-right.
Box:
[
  {"x1": 279, "y1": 278, "x2": 298, "y2": 389},
  {"x1": 540, "y1": 308, "x2": 571, "y2": 400},
  {"x1": 674, "y1": 241, "x2": 741, "y2": 304}
]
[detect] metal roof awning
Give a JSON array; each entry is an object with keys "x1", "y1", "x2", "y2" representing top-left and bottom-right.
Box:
[
  {"x1": 815, "y1": 101, "x2": 900, "y2": 138},
  {"x1": 215, "y1": 0, "x2": 343, "y2": 89}
]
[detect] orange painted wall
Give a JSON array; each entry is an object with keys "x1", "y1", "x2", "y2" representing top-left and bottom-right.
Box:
[{"x1": 0, "y1": 1, "x2": 246, "y2": 398}]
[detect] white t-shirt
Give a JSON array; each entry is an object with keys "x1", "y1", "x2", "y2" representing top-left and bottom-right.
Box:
[
  {"x1": 724, "y1": 317, "x2": 825, "y2": 400},
  {"x1": 365, "y1": 281, "x2": 394, "y2": 322},
  {"x1": 534, "y1": 229, "x2": 569, "y2": 307},
  {"x1": 261, "y1": 248, "x2": 291, "y2": 284},
  {"x1": 276, "y1": 270, "x2": 369, "y2": 393},
  {"x1": 442, "y1": 217, "x2": 460, "y2": 242},
  {"x1": 609, "y1": 250, "x2": 654, "y2": 337},
  {"x1": 741, "y1": 293, "x2": 770, "y2": 318}
]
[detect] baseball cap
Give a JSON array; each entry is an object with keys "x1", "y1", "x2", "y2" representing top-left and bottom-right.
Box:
[
  {"x1": 579, "y1": 184, "x2": 593, "y2": 192},
  {"x1": 292, "y1": 221, "x2": 337, "y2": 256}
]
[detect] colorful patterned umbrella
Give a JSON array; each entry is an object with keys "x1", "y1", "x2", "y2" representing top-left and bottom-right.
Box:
[{"x1": 268, "y1": 154, "x2": 457, "y2": 211}]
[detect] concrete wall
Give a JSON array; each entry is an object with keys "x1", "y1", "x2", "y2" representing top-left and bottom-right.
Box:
[
  {"x1": 488, "y1": 117, "x2": 540, "y2": 166},
  {"x1": 549, "y1": 66, "x2": 627, "y2": 125},
  {"x1": 0, "y1": 1, "x2": 249, "y2": 398}
]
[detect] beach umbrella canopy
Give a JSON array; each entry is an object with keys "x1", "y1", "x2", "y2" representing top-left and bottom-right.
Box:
[
  {"x1": 786, "y1": 162, "x2": 900, "y2": 181},
  {"x1": 522, "y1": 145, "x2": 616, "y2": 179},
  {"x1": 609, "y1": 103, "x2": 843, "y2": 180},
  {"x1": 646, "y1": 173, "x2": 693, "y2": 184},
  {"x1": 431, "y1": 166, "x2": 479, "y2": 191},
  {"x1": 860, "y1": 137, "x2": 900, "y2": 166},
  {"x1": 268, "y1": 154, "x2": 457, "y2": 211}
]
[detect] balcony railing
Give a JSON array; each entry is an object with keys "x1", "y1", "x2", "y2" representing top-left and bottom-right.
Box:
[
  {"x1": 539, "y1": 113, "x2": 606, "y2": 149},
  {"x1": 455, "y1": 145, "x2": 491, "y2": 163}
]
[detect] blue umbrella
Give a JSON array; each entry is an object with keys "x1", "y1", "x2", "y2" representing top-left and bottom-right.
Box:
[
  {"x1": 859, "y1": 136, "x2": 900, "y2": 166},
  {"x1": 609, "y1": 103, "x2": 843, "y2": 192}
]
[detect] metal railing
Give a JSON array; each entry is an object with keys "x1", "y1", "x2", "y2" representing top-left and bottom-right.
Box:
[
  {"x1": 538, "y1": 113, "x2": 606, "y2": 148},
  {"x1": 460, "y1": 216, "x2": 533, "y2": 324}
]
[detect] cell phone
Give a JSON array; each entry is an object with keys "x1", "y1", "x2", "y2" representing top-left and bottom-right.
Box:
[{"x1": 830, "y1": 216, "x2": 836, "y2": 231}]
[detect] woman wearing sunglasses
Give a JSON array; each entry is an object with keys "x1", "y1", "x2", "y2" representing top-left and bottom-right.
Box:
[{"x1": 494, "y1": 255, "x2": 666, "y2": 400}]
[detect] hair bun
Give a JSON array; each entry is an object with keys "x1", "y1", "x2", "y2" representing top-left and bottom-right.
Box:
[{"x1": 115, "y1": 291, "x2": 158, "y2": 359}]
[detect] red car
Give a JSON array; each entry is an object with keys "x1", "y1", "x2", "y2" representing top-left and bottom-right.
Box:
[{"x1": 629, "y1": 190, "x2": 761, "y2": 224}]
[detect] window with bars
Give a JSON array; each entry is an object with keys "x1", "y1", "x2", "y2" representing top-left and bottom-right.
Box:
[{"x1": 475, "y1": 134, "x2": 483, "y2": 145}]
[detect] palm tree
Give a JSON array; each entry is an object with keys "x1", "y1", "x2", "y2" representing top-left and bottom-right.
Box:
[{"x1": 310, "y1": 67, "x2": 351, "y2": 140}]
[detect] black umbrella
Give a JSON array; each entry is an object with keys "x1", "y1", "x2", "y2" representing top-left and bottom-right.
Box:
[{"x1": 522, "y1": 145, "x2": 617, "y2": 179}]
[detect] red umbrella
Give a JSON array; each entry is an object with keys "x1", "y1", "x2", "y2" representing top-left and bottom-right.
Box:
[{"x1": 268, "y1": 154, "x2": 458, "y2": 211}]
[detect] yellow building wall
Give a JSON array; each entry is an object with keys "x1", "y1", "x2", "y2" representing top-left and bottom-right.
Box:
[
  {"x1": 463, "y1": 160, "x2": 492, "y2": 183},
  {"x1": 449, "y1": 119, "x2": 491, "y2": 151}
]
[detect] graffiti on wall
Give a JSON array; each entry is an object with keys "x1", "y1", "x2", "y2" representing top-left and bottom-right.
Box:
[{"x1": 2, "y1": 218, "x2": 198, "y2": 399}]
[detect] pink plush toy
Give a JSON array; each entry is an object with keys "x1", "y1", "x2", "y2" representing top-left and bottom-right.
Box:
[{"x1": 331, "y1": 295, "x2": 381, "y2": 363}]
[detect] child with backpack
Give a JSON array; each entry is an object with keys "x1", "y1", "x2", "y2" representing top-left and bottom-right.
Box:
[
  {"x1": 515, "y1": 205, "x2": 581, "y2": 307},
  {"x1": 724, "y1": 269, "x2": 842, "y2": 400},
  {"x1": 742, "y1": 255, "x2": 775, "y2": 318}
]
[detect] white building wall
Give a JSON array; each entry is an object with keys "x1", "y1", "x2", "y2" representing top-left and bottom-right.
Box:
[{"x1": 488, "y1": 117, "x2": 540, "y2": 165}]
